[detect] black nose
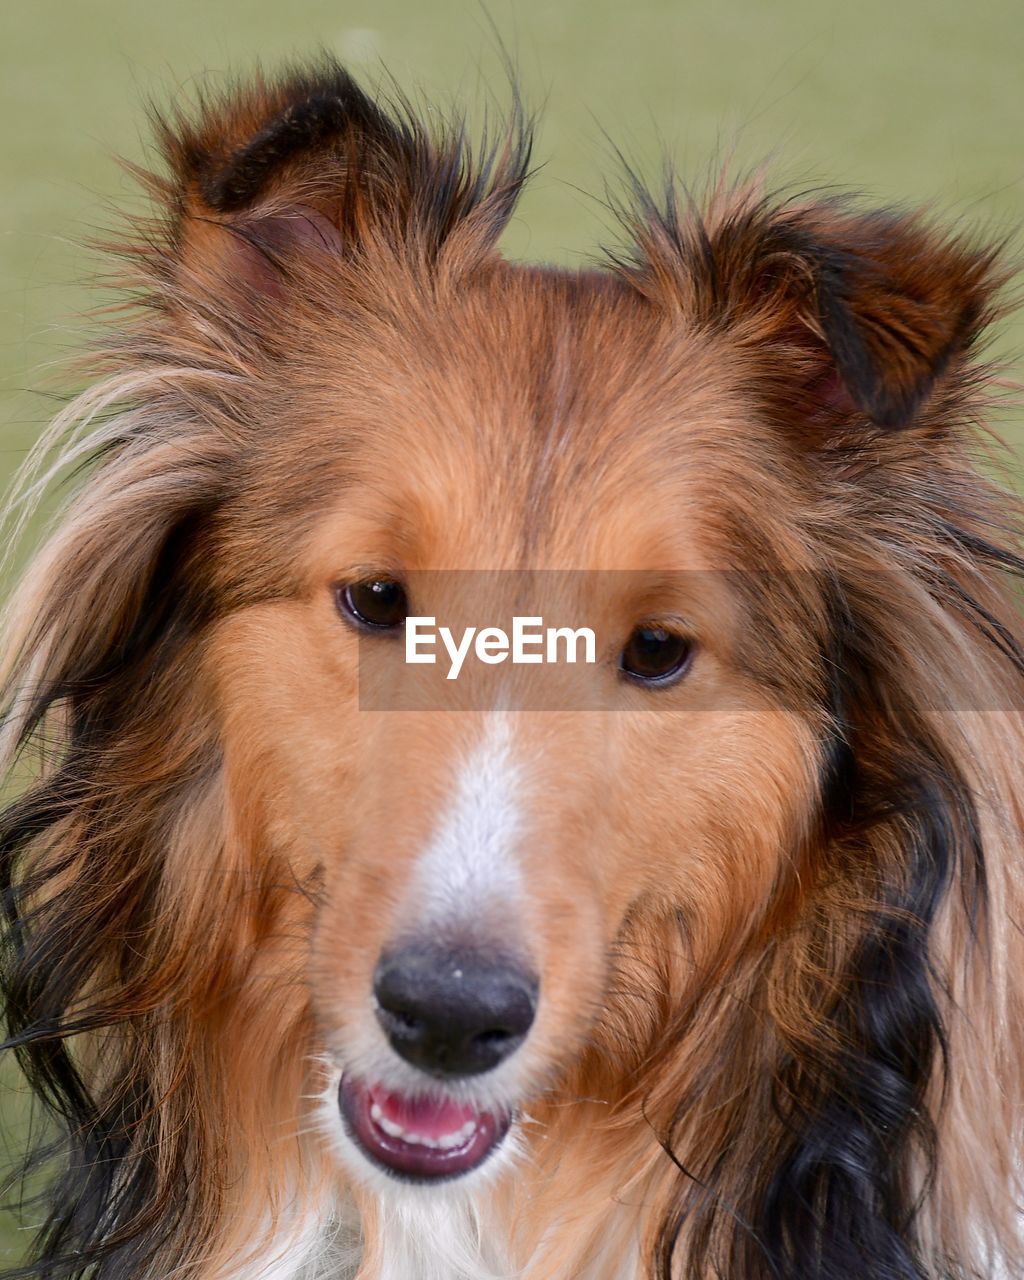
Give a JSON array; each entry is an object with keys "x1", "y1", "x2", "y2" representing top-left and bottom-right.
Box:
[{"x1": 372, "y1": 944, "x2": 538, "y2": 1078}]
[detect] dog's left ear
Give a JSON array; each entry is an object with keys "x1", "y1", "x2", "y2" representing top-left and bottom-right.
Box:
[
  {"x1": 147, "y1": 59, "x2": 531, "y2": 328},
  {"x1": 629, "y1": 193, "x2": 1003, "y2": 430},
  {"x1": 778, "y1": 208, "x2": 1001, "y2": 429}
]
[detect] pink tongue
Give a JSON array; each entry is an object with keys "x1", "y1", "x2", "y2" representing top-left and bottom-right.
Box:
[{"x1": 371, "y1": 1086, "x2": 481, "y2": 1141}]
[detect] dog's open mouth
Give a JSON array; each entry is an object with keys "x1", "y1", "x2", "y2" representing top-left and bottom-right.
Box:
[{"x1": 339, "y1": 1076, "x2": 511, "y2": 1181}]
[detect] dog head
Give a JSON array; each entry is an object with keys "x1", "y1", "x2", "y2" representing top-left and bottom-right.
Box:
[{"x1": 2, "y1": 59, "x2": 1016, "y2": 1280}]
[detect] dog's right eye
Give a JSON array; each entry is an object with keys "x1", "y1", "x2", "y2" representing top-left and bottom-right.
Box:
[{"x1": 337, "y1": 578, "x2": 408, "y2": 631}]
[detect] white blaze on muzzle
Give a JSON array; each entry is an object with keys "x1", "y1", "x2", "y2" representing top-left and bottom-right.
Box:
[{"x1": 407, "y1": 715, "x2": 525, "y2": 931}]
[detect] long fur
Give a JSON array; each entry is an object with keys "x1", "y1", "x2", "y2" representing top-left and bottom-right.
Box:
[{"x1": 1, "y1": 57, "x2": 1022, "y2": 1280}]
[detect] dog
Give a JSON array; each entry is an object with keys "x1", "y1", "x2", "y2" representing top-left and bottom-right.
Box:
[{"x1": 1, "y1": 57, "x2": 1022, "y2": 1280}]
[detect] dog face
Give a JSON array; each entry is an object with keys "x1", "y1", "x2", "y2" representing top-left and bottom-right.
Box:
[{"x1": 208, "y1": 267, "x2": 827, "y2": 1181}]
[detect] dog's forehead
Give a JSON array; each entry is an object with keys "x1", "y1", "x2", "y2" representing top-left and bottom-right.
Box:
[{"x1": 303, "y1": 265, "x2": 758, "y2": 571}]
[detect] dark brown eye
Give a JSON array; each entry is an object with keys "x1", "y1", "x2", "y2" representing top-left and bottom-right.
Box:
[
  {"x1": 620, "y1": 625, "x2": 693, "y2": 686},
  {"x1": 337, "y1": 578, "x2": 408, "y2": 631}
]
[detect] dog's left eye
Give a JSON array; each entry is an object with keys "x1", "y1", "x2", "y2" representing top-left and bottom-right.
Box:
[
  {"x1": 620, "y1": 625, "x2": 694, "y2": 686},
  {"x1": 337, "y1": 578, "x2": 408, "y2": 631}
]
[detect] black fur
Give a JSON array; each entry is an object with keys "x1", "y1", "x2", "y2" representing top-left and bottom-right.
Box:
[
  {"x1": 0, "y1": 510, "x2": 219, "y2": 1279},
  {"x1": 653, "y1": 565, "x2": 996, "y2": 1280},
  {"x1": 757, "y1": 744, "x2": 976, "y2": 1280}
]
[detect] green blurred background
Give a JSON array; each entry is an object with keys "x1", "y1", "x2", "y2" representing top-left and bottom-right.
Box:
[{"x1": 1, "y1": 0, "x2": 1022, "y2": 1263}]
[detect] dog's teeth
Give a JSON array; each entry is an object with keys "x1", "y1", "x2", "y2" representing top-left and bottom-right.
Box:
[
  {"x1": 377, "y1": 1114, "x2": 407, "y2": 1140},
  {"x1": 368, "y1": 1100, "x2": 481, "y2": 1152},
  {"x1": 435, "y1": 1121, "x2": 478, "y2": 1152},
  {"x1": 370, "y1": 1101, "x2": 481, "y2": 1150},
  {"x1": 437, "y1": 1119, "x2": 478, "y2": 1149}
]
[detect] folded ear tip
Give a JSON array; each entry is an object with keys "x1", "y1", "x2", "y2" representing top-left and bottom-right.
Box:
[
  {"x1": 173, "y1": 66, "x2": 374, "y2": 216},
  {"x1": 858, "y1": 389, "x2": 923, "y2": 431},
  {"x1": 807, "y1": 220, "x2": 1002, "y2": 432}
]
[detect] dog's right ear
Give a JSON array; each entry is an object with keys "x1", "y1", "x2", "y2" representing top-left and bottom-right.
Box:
[{"x1": 146, "y1": 59, "x2": 532, "y2": 332}]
